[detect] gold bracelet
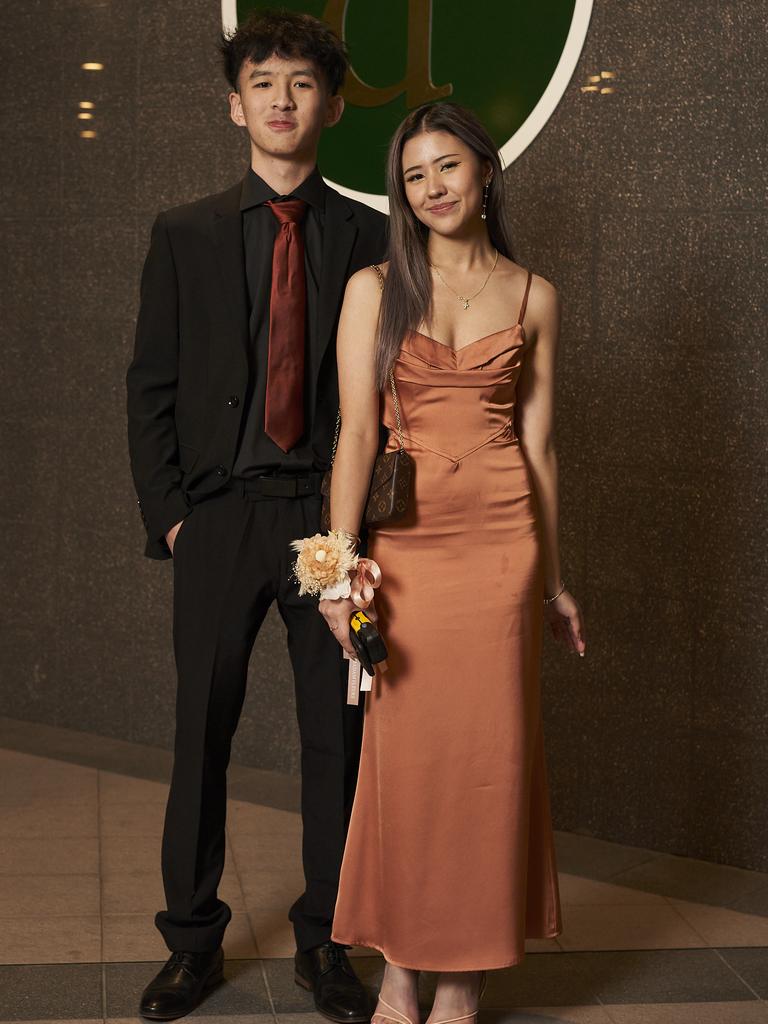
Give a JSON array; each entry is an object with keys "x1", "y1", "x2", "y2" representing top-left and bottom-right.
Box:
[{"x1": 544, "y1": 581, "x2": 565, "y2": 604}]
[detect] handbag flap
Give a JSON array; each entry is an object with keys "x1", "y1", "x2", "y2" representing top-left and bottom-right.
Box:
[{"x1": 369, "y1": 451, "x2": 398, "y2": 489}]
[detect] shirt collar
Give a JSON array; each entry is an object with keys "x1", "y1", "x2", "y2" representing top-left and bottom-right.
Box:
[{"x1": 240, "y1": 165, "x2": 327, "y2": 213}]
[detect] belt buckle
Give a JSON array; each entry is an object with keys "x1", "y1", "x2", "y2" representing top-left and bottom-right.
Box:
[{"x1": 263, "y1": 475, "x2": 293, "y2": 497}]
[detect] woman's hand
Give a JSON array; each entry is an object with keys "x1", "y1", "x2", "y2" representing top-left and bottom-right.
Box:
[
  {"x1": 319, "y1": 593, "x2": 378, "y2": 659},
  {"x1": 545, "y1": 589, "x2": 586, "y2": 656}
]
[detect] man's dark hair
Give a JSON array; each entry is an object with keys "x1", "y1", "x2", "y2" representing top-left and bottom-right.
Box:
[{"x1": 219, "y1": 8, "x2": 349, "y2": 94}]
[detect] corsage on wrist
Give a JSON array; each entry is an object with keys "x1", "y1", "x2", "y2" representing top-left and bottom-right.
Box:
[
  {"x1": 291, "y1": 530, "x2": 385, "y2": 707},
  {"x1": 290, "y1": 530, "x2": 359, "y2": 601}
]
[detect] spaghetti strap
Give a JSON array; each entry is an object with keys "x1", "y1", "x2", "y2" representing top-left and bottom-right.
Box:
[
  {"x1": 517, "y1": 270, "x2": 532, "y2": 327},
  {"x1": 370, "y1": 263, "x2": 385, "y2": 291}
]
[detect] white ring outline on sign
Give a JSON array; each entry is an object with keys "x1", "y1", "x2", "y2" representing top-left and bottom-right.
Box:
[{"x1": 222, "y1": 0, "x2": 593, "y2": 212}]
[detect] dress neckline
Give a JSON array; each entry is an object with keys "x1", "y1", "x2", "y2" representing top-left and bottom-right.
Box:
[{"x1": 410, "y1": 323, "x2": 523, "y2": 355}]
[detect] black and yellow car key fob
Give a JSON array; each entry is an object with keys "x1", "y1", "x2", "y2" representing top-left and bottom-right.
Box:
[{"x1": 349, "y1": 610, "x2": 388, "y2": 676}]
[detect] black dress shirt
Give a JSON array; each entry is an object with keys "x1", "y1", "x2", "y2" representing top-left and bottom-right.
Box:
[{"x1": 232, "y1": 166, "x2": 326, "y2": 478}]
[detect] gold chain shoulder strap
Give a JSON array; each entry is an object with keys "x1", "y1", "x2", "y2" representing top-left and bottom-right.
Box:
[{"x1": 330, "y1": 265, "x2": 405, "y2": 465}]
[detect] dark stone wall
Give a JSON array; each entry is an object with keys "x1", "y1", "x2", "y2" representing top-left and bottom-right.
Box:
[{"x1": 1, "y1": 0, "x2": 765, "y2": 869}]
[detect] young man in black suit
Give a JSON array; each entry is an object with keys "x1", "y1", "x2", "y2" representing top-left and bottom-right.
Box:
[{"x1": 127, "y1": 11, "x2": 387, "y2": 1021}]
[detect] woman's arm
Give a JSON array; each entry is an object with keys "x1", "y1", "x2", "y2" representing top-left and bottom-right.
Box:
[
  {"x1": 329, "y1": 266, "x2": 382, "y2": 534},
  {"x1": 515, "y1": 275, "x2": 586, "y2": 655},
  {"x1": 319, "y1": 266, "x2": 383, "y2": 654}
]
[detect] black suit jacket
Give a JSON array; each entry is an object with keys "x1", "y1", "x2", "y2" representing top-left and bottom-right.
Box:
[{"x1": 126, "y1": 176, "x2": 388, "y2": 560}]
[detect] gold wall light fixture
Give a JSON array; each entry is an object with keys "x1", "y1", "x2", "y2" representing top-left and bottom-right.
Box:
[
  {"x1": 80, "y1": 130, "x2": 97, "y2": 139},
  {"x1": 581, "y1": 70, "x2": 618, "y2": 94},
  {"x1": 81, "y1": 62, "x2": 104, "y2": 71},
  {"x1": 79, "y1": 101, "x2": 95, "y2": 109},
  {"x1": 77, "y1": 112, "x2": 94, "y2": 120}
]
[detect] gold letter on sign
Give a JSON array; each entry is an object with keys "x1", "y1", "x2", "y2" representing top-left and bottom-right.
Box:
[{"x1": 323, "y1": 0, "x2": 452, "y2": 108}]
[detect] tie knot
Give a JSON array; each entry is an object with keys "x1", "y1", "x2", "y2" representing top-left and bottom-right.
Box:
[{"x1": 266, "y1": 198, "x2": 307, "y2": 225}]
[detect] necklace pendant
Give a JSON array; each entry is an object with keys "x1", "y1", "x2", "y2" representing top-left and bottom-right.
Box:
[{"x1": 462, "y1": 298, "x2": 470, "y2": 310}]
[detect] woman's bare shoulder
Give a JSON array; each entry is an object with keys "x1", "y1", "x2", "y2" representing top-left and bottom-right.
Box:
[
  {"x1": 343, "y1": 263, "x2": 388, "y2": 321},
  {"x1": 495, "y1": 256, "x2": 555, "y2": 307},
  {"x1": 346, "y1": 260, "x2": 389, "y2": 296},
  {"x1": 344, "y1": 258, "x2": 391, "y2": 313},
  {"x1": 530, "y1": 270, "x2": 558, "y2": 302},
  {"x1": 513, "y1": 264, "x2": 560, "y2": 324}
]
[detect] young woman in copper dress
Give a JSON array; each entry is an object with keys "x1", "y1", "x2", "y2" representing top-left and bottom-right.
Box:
[{"x1": 320, "y1": 101, "x2": 586, "y2": 1024}]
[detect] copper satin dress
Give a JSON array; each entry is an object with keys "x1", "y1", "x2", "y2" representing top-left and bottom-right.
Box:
[{"x1": 331, "y1": 270, "x2": 562, "y2": 971}]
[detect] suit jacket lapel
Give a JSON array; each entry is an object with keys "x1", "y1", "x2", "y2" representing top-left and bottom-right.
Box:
[
  {"x1": 315, "y1": 187, "x2": 357, "y2": 385},
  {"x1": 212, "y1": 181, "x2": 249, "y2": 369}
]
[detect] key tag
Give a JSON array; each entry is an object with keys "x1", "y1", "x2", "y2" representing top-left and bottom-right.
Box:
[{"x1": 345, "y1": 558, "x2": 383, "y2": 705}]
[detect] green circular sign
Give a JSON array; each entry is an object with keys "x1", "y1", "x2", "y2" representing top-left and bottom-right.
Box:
[{"x1": 223, "y1": 0, "x2": 592, "y2": 208}]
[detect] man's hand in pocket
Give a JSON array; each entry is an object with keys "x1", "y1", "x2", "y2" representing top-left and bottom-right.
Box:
[{"x1": 165, "y1": 519, "x2": 185, "y2": 555}]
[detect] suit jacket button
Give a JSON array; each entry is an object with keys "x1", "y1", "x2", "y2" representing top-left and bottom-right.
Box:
[
  {"x1": 227, "y1": 395, "x2": 239, "y2": 407},
  {"x1": 216, "y1": 465, "x2": 227, "y2": 477}
]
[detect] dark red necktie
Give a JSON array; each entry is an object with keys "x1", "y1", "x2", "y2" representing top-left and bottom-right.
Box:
[{"x1": 265, "y1": 198, "x2": 308, "y2": 452}]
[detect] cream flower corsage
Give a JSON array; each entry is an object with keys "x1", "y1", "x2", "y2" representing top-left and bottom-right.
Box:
[{"x1": 290, "y1": 530, "x2": 359, "y2": 601}]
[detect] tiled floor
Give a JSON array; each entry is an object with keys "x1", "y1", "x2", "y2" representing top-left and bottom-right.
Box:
[{"x1": 1, "y1": 719, "x2": 768, "y2": 1023}]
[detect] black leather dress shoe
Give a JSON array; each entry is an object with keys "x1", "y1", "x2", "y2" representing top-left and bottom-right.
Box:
[
  {"x1": 295, "y1": 941, "x2": 372, "y2": 1023},
  {"x1": 139, "y1": 948, "x2": 224, "y2": 1020}
]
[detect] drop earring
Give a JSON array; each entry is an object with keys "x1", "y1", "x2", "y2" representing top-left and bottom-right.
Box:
[{"x1": 481, "y1": 179, "x2": 490, "y2": 220}]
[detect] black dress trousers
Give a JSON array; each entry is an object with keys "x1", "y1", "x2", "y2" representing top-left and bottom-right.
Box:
[{"x1": 156, "y1": 485, "x2": 363, "y2": 953}]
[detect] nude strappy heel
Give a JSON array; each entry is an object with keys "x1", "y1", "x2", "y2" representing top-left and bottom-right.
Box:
[
  {"x1": 428, "y1": 972, "x2": 487, "y2": 1024},
  {"x1": 372, "y1": 995, "x2": 417, "y2": 1024}
]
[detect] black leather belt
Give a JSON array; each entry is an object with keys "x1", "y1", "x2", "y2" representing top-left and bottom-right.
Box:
[{"x1": 229, "y1": 472, "x2": 324, "y2": 499}]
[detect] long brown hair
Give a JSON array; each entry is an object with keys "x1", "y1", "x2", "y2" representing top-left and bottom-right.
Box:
[{"x1": 375, "y1": 101, "x2": 515, "y2": 388}]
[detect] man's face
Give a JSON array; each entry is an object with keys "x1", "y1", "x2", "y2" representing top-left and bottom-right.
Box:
[{"x1": 229, "y1": 53, "x2": 344, "y2": 162}]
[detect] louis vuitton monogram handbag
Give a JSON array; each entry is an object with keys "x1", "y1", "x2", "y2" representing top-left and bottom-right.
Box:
[{"x1": 320, "y1": 366, "x2": 413, "y2": 531}]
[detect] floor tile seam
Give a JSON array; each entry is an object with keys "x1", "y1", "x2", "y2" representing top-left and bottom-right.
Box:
[
  {"x1": 257, "y1": 956, "x2": 279, "y2": 1023},
  {"x1": 569, "y1": 945, "x2": 768, "y2": 960},
  {"x1": 0, "y1": 872, "x2": 102, "y2": 883},
  {"x1": 561, "y1": 896, "x2": 678, "y2": 908},
  {"x1": 569, "y1": 947, "x2": 767, "y2": 1004},
  {"x1": 223, "y1": 825, "x2": 263, "y2": 960},
  {"x1": 597, "y1": 1003, "x2": 768, "y2": 1023},
  {"x1": 722, "y1": 881, "x2": 768, "y2": 915},
  {"x1": 5, "y1": 944, "x2": 768, "y2": 972},
  {"x1": 97, "y1": 770, "x2": 106, "y2": 1002},
  {"x1": 223, "y1": 827, "x2": 249, "y2": 907},
  {"x1": 0, "y1": 795, "x2": 100, "y2": 808},
  {"x1": 664, "y1": 896, "x2": 711, "y2": 946},
  {"x1": 0, "y1": 912, "x2": 117, "y2": 923},
  {"x1": 0, "y1": 832, "x2": 101, "y2": 840},
  {"x1": 244, "y1": 899, "x2": 264, "y2": 961},
  {"x1": 595, "y1": 999, "x2": 621, "y2": 1024},
  {"x1": 602, "y1": 871, "x2": 768, "y2": 912},
  {"x1": 225, "y1": 827, "x2": 249, "y2": 898},
  {"x1": 712, "y1": 946, "x2": 765, "y2": 1002},
  {"x1": 101, "y1": 962, "x2": 108, "y2": 1023},
  {"x1": 668, "y1": 893, "x2": 768, "y2": 925},
  {"x1": 7, "y1": 945, "x2": 768, "y2": 971},
  {"x1": 603, "y1": 854, "x2": 664, "y2": 885},
  {"x1": 605, "y1": 849, "x2": 768, "y2": 893}
]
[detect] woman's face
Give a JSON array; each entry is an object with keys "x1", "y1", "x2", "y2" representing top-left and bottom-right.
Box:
[{"x1": 401, "y1": 129, "x2": 490, "y2": 235}]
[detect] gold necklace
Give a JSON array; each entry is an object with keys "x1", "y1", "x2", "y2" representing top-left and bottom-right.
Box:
[{"x1": 430, "y1": 249, "x2": 499, "y2": 310}]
